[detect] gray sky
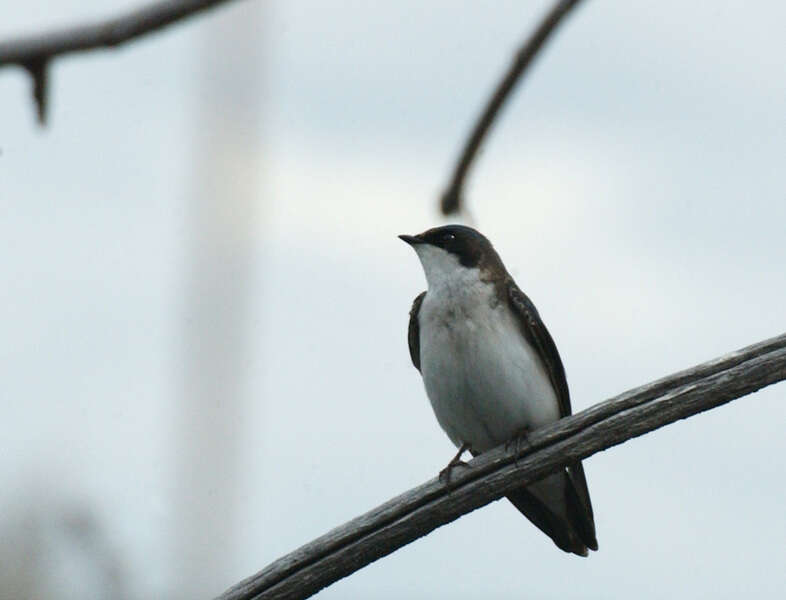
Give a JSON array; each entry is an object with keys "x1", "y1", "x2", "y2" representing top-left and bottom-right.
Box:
[{"x1": 1, "y1": 1, "x2": 785, "y2": 598}]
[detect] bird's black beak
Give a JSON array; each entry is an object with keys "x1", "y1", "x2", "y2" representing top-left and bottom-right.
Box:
[{"x1": 398, "y1": 234, "x2": 424, "y2": 246}]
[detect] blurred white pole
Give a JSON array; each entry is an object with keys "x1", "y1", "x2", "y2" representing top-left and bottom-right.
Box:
[{"x1": 174, "y1": 2, "x2": 265, "y2": 597}]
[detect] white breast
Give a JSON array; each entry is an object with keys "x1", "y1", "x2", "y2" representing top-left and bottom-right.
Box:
[{"x1": 418, "y1": 276, "x2": 560, "y2": 453}]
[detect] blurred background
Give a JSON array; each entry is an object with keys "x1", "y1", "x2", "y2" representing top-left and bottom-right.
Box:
[{"x1": 1, "y1": 1, "x2": 785, "y2": 598}]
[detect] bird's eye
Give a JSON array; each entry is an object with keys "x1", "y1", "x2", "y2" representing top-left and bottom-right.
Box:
[{"x1": 443, "y1": 233, "x2": 455, "y2": 242}]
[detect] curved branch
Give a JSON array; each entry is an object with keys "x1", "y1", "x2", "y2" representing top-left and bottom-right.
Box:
[
  {"x1": 217, "y1": 332, "x2": 786, "y2": 600},
  {"x1": 440, "y1": 0, "x2": 585, "y2": 215},
  {"x1": 0, "y1": 0, "x2": 243, "y2": 123}
]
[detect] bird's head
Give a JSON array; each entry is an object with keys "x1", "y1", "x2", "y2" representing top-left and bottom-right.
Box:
[{"x1": 399, "y1": 225, "x2": 504, "y2": 290}]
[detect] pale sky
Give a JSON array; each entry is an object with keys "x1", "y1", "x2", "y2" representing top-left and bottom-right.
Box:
[{"x1": 1, "y1": 2, "x2": 785, "y2": 599}]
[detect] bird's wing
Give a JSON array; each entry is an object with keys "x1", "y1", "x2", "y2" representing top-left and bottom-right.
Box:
[
  {"x1": 507, "y1": 282, "x2": 571, "y2": 416},
  {"x1": 507, "y1": 281, "x2": 598, "y2": 551},
  {"x1": 407, "y1": 291, "x2": 427, "y2": 371}
]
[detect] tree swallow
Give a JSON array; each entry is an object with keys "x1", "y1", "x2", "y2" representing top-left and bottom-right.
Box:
[{"x1": 400, "y1": 224, "x2": 598, "y2": 556}]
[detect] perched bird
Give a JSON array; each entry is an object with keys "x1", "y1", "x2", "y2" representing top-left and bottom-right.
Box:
[{"x1": 400, "y1": 224, "x2": 597, "y2": 556}]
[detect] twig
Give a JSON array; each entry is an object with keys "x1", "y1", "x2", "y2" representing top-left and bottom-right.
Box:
[
  {"x1": 217, "y1": 333, "x2": 786, "y2": 600},
  {"x1": 0, "y1": 0, "x2": 243, "y2": 124},
  {"x1": 440, "y1": 0, "x2": 585, "y2": 215}
]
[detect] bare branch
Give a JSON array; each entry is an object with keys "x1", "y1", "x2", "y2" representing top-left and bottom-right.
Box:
[
  {"x1": 217, "y1": 332, "x2": 786, "y2": 600},
  {"x1": 0, "y1": 0, "x2": 241, "y2": 63},
  {"x1": 0, "y1": 0, "x2": 244, "y2": 123},
  {"x1": 25, "y1": 57, "x2": 49, "y2": 124},
  {"x1": 440, "y1": 0, "x2": 585, "y2": 215}
]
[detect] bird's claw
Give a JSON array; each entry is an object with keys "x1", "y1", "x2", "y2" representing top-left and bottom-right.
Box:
[
  {"x1": 505, "y1": 428, "x2": 532, "y2": 466},
  {"x1": 439, "y1": 460, "x2": 470, "y2": 488},
  {"x1": 439, "y1": 442, "x2": 472, "y2": 489}
]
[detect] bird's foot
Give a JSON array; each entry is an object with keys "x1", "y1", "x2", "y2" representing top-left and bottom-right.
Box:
[
  {"x1": 505, "y1": 427, "x2": 532, "y2": 466},
  {"x1": 439, "y1": 442, "x2": 472, "y2": 489}
]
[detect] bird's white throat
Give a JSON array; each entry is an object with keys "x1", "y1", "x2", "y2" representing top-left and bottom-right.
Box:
[{"x1": 413, "y1": 244, "x2": 483, "y2": 297}]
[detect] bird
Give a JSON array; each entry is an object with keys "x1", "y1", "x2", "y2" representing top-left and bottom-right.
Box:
[{"x1": 400, "y1": 224, "x2": 597, "y2": 556}]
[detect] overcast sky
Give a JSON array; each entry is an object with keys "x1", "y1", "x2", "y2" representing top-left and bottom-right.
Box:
[{"x1": 1, "y1": 1, "x2": 785, "y2": 599}]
